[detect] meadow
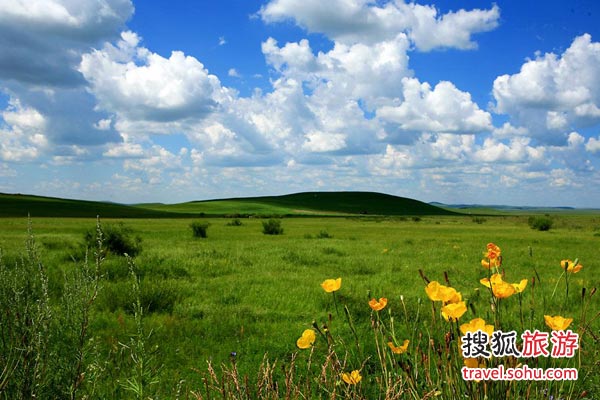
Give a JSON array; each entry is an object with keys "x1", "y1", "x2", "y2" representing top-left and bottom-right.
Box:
[{"x1": 1, "y1": 212, "x2": 599, "y2": 399}]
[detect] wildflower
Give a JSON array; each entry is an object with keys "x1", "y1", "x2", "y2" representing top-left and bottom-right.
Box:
[
  {"x1": 481, "y1": 243, "x2": 502, "y2": 269},
  {"x1": 388, "y1": 340, "x2": 409, "y2": 354},
  {"x1": 441, "y1": 301, "x2": 467, "y2": 321},
  {"x1": 560, "y1": 259, "x2": 583, "y2": 273},
  {"x1": 544, "y1": 315, "x2": 573, "y2": 331},
  {"x1": 368, "y1": 297, "x2": 388, "y2": 311},
  {"x1": 512, "y1": 279, "x2": 528, "y2": 293},
  {"x1": 296, "y1": 329, "x2": 316, "y2": 349},
  {"x1": 480, "y1": 273, "x2": 516, "y2": 299},
  {"x1": 425, "y1": 281, "x2": 462, "y2": 304},
  {"x1": 341, "y1": 370, "x2": 362, "y2": 385},
  {"x1": 321, "y1": 278, "x2": 341, "y2": 292},
  {"x1": 460, "y1": 318, "x2": 494, "y2": 337}
]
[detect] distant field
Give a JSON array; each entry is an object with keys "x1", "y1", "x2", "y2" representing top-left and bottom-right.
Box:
[{"x1": 1, "y1": 213, "x2": 599, "y2": 398}]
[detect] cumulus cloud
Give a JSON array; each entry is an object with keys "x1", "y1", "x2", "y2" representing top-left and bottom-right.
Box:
[
  {"x1": 377, "y1": 78, "x2": 492, "y2": 140},
  {"x1": 493, "y1": 34, "x2": 600, "y2": 143},
  {"x1": 473, "y1": 137, "x2": 545, "y2": 164},
  {"x1": 586, "y1": 136, "x2": 600, "y2": 153},
  {"x1": 0, "y1": 99, "x2": 47, "y2": 161},
  {"x1": 80, "y1": 31, "x2": 228, "y2": 123},
  {"x1": 260, "y1": 0, "x2": 499, "y2": 50}
]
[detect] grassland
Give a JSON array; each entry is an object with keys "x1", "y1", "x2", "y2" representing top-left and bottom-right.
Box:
[{"x1": 1, "y1": 210, "x2": 599, "y2": 398}]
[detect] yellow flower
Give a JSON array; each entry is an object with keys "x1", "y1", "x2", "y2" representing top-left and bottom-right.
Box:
[
  {"x1": 369, "y1": 297, "x2": 388, "y2": 311},
  {"x1": 560, "y1": 259, "x2": 583, "y2": 273},
  {"x1": 341, "y1": 370, "x2": 362, "y2": 385},
  {"x1": 493, "y1": 282, "x2": 516, "y2": 298},
  {"x1": 460, "y1": 318, "x2": 494, "y2": 337},
  {"x1": 321, "y1": 278, "x2": 341, "y2": 292},
  {"x1": 425, "y1": 281, "x2": 462, "y2": 304},
  {"x1": 481, "y1": 258, "x2": 501, "y2": 269},
  {"x1": 425, "y1": 281, "x2": 443, "y2": 301},
  {"x1": 512, "y1": 279, "x2": 528, "y2": 293},
  {"x1": 388, "y1": 340, "x2": 409, "y2": 354},
  {"x1": 544, "y1": 315, "x2": 573, "y2": 331},
  {"x1": 296, "y1": 329, "x2": 316, "y2": 349},
  {"x1": 480, "y1": 273, "x2": 516, "y2": 299},
  {"x1": 441, "y1": 301, "x2": 467, "y2": 321}
]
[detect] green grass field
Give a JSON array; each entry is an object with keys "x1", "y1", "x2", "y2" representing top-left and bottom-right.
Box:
[{"x1": 1, "y1": 211, "x2": 599, "y2": 398}]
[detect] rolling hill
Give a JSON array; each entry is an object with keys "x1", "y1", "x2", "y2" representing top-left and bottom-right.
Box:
[
  {"x1": 0, "y1": 191, "x2": 458, "y2": 218},
  {"x1": 0, "y1": 193, "x2": 197, "y2": 218},
  {"x1": 141, "y1": 191, "x2": 459, "y2": 216}
]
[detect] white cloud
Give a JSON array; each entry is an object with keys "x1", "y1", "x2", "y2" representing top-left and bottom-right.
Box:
[
  {"x1": 586, "y1": 136, "x2": 600, "y2": 153},
  {"x1": 260, "y1": 0, "x2": 499, "y2": 51},
  {"x1": 473, "y1": 137, "x2": 545, "y2": 164},
  {"x1": 492, "y1": 122, "x2": 528, "y2": 139},
  {"x1": 377, "y1": 78, "x2": 492, "y2": 138},
  {"x1": 493, "y1": 34, "x2": 600, "y2": 143},
  {"x1": 103, "y1": 142, "x2": 145, "y2": 158},
  {"x1": 228, "y1": 68, "x2": 241, "y2": 77},
  {"x1": 80, "y1": 32, "x2": 229, "y2": 123},
  {"x1": 303, "y1": 131, "x2": 347, "y2": 152},
  {"x1": 0, "y1": 99, "x2": 47, "y2": 161}
]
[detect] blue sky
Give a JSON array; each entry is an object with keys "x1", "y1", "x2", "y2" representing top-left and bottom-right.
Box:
[{"x1": 1, "y1": 0, "x2": 600, "y2": 207}]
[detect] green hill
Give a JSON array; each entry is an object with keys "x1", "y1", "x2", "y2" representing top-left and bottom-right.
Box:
[
  {"x1": 147, "y1": 191, "x2": 459, "y2": 216},
  {"x1": 0, "y1": 191, "x2": 459, "y2": 218},
  {"x1": 0, "y1": 193, "x2": 198, "y2": 218}
]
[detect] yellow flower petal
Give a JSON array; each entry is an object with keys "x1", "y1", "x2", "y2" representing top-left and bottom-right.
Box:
[
  {"x1": 321, "y1": 278, "x2": 341, "y2": 292},
  {"x1": 388, "y1": 340, "x2": 410, "y2": 354},
  {"x1": 544, "y1": 315, "x2": 573, "y2": 331},
  {"x1": 369, "y1": 297, "x2": 388, "y2": 311},
  {"x1": 342, "y1": 370, "x2": 362, "y2": 385},
  {"x1": 296, "y1": 329, "x2": 316, "y2": 349},
  {"x1": 425, "y1": 281, "x2": 443, "y2": 301},
  {"x1": 460, "y1": 318, "x2": 494, "y2": 337},
  {"x1": 512, "y1": 279, "x2": 528, "y2": 293},
  {"x1": 560, "y1": 259, "x2": 583, "y2": 273},
  {"x1": 425, "y1": 281, "x2": 461, "y2": 303},
  {"x1": 441, "y1": 301, "x2": 467, "y2": 321}
]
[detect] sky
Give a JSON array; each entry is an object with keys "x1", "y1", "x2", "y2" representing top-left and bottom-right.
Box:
[{"x1": 1, "y1": 0, "x2": 600, "y2": 207}]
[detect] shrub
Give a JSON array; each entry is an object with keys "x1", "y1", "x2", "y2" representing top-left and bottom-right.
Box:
[
  {"x1": 226, "y1": 218, "x2": 243, "y2": 226},
  {"x1": 84, "y1": 222, "x2": 142, "y2": 257},
  {"x1": 316, "y1": 230, "x2": 333, "y2": 239},
  {"x1": 472, "y1": 216, "x2": 487, "y2": 224},
  {"x1": 190, "y1": 221, "x2": 210, "y2": 238},
  {"x1": 262, "y1": 219, "x2": 283, "y2": 235},
  {"x1": 528, "y1": 216, "x2": 553, "y2": 231}
]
